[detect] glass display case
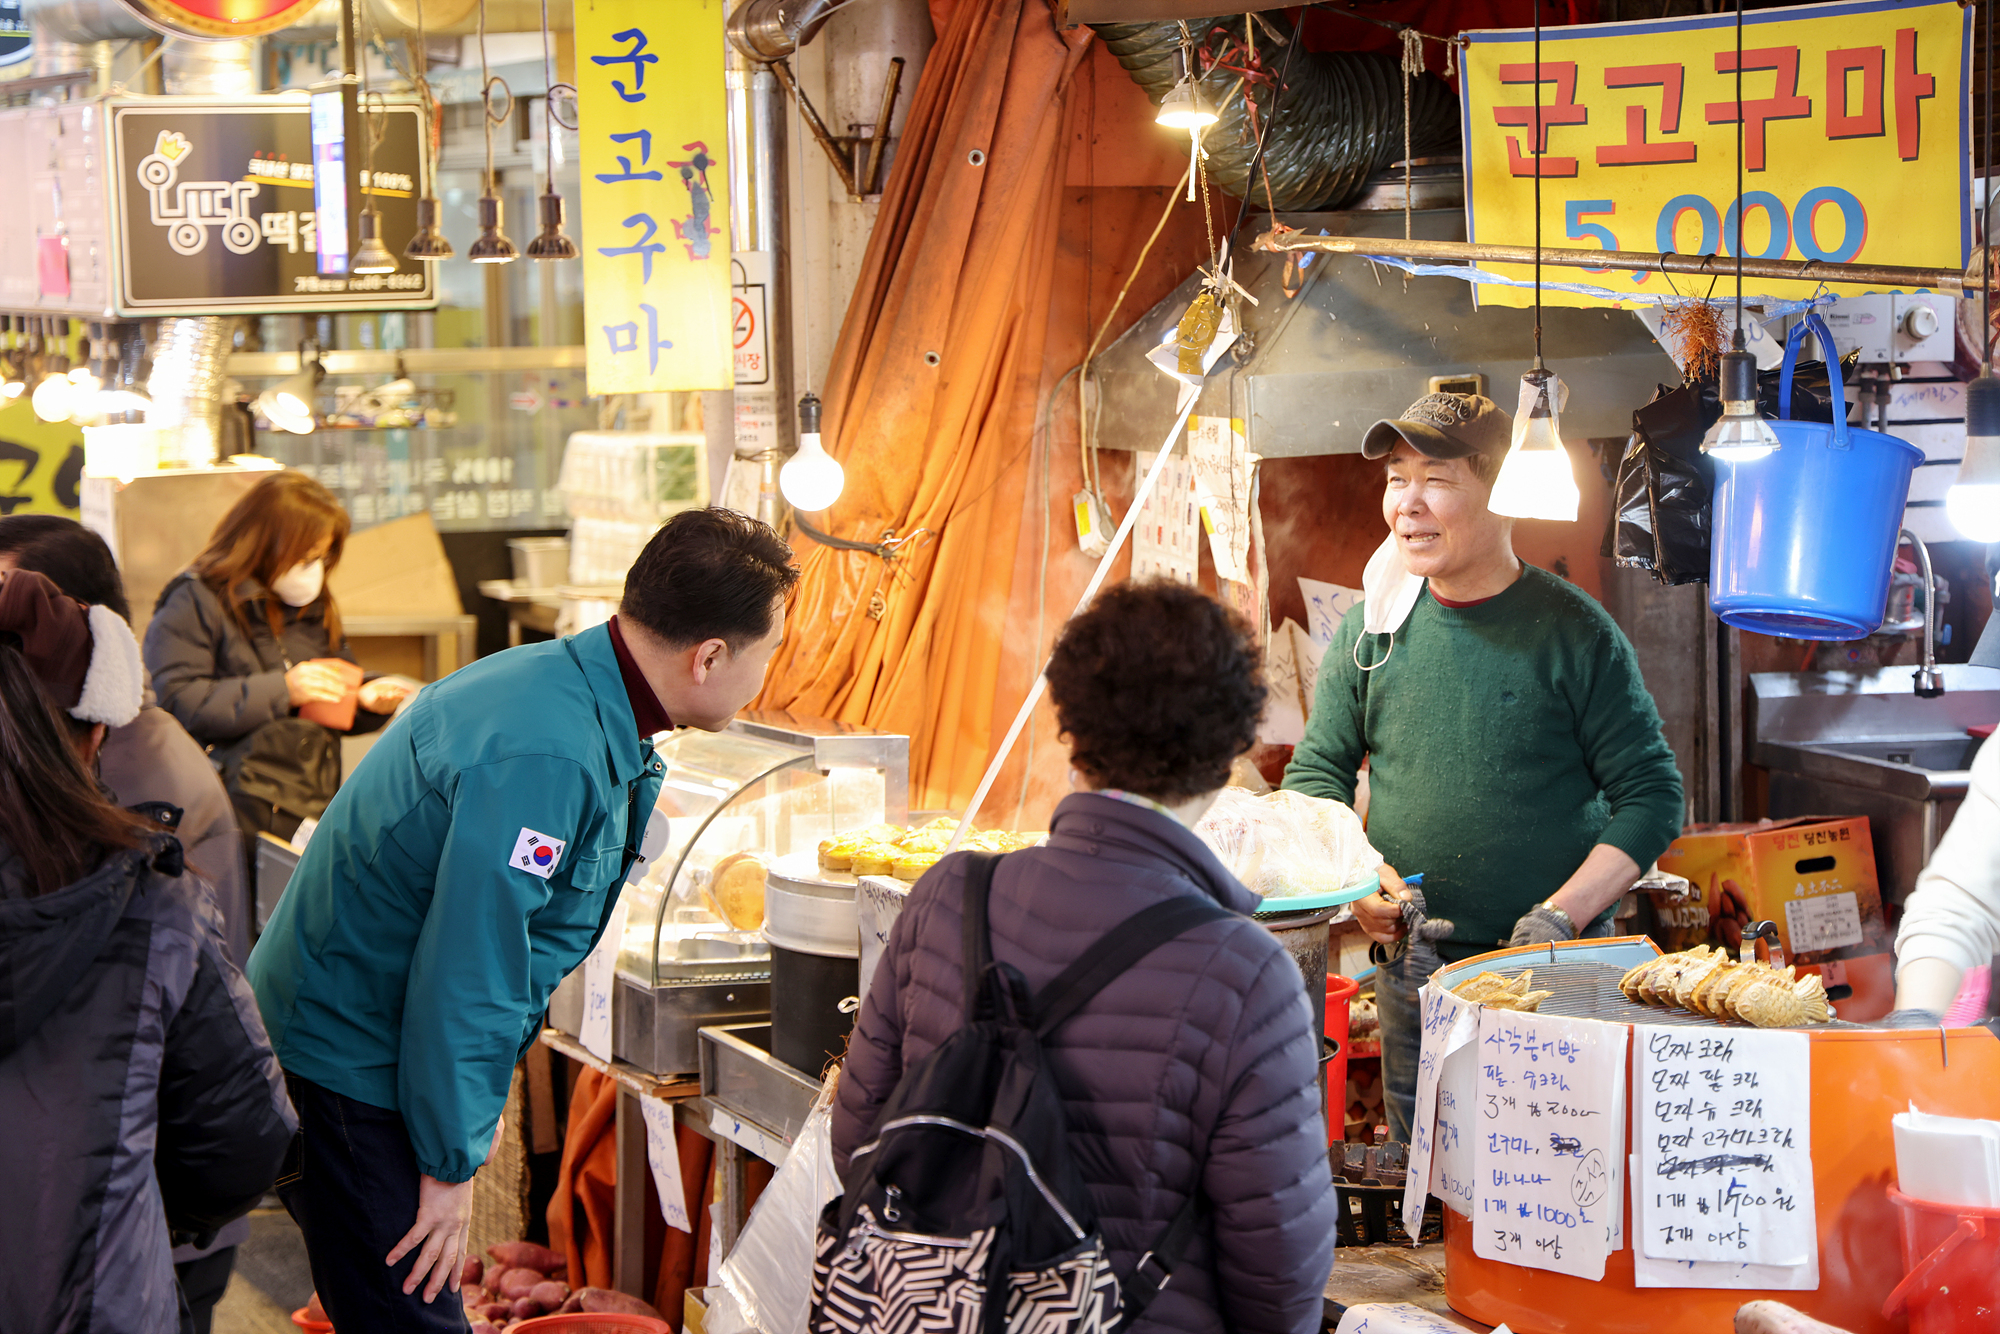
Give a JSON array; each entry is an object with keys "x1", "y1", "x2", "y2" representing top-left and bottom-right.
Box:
[{"x1": 587, "y1": 711, "x2": 909, "y2": 1074}]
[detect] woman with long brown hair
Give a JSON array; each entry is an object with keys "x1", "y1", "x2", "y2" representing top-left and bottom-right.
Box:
[
  {"x1": 142, "y1": 469, "x2": 411, "y2": 748},
  {"x1": 0, "y1": 568, "x2": 295, "y2": 1334}
]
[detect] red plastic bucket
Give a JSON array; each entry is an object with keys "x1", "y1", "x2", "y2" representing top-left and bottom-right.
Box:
[
  {"x1": 1324, "y1": 974, "x2": 1359, "y2": 1144},
  {"x1": 1881, "y1": 1187, "x2": 2000, "y2": 1332}
]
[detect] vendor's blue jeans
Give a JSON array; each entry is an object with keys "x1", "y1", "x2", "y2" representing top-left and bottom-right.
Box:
[{"x1": 1375, "y1": 921, "x2": 1616, "y2": 1146}]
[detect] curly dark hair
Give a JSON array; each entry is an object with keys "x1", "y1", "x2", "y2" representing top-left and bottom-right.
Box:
[{"x1": 1046, "y1": 581, "x2": 1266, "y2": 803}]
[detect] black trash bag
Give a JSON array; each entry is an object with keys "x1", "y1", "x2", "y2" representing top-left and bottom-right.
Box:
[{"x1": 1602, "y1": 350, "x2": 1852, "y2": 585}]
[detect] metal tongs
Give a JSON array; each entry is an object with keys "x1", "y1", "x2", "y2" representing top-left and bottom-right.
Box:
[{"x1": 1740, "y1": 919, "x2": 1851, "y2": 1002}]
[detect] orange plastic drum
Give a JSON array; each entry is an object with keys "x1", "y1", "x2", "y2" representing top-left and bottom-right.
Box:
[{"x1": 1433, "y1": 940, "x2": 2000, "y2": 1333}]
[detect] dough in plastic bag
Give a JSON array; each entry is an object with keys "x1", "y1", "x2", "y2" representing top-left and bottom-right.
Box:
[{"x1": 1193, "y1": 787, "x2": 1382, "y2": 899}]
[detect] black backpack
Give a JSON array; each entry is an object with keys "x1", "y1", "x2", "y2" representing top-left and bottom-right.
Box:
[
  {"x1": 810, "y1": 853, "x2": 1232, "y2": 1334},
  {"x1": 215, "y1": 717, "x2": 341, "y2": 841}
]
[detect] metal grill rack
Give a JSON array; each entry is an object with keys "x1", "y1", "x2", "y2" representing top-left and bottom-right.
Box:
[{"x1": 1482, "y1": 956, "x2": 1865, "y2": 1030}]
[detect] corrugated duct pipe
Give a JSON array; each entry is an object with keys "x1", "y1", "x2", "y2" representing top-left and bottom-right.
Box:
[{"x1": 1090, "y1": 14, "x2": 1459, "y2": 211}]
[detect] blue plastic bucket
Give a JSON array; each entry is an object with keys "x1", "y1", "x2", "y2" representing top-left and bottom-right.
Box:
[{"x1": 1709, "y1": 313, "x2": 1923, "y2": 640}]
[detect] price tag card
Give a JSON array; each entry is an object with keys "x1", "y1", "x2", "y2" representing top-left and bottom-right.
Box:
[
  {"x1": 1471, "y1": 1008, "x2": 1628, "y2": 1281},
  {"x1": 1632, "y1": 1153, "x2": 1820, "y2": 1289},
  {"x1": 1332, "y1": 1303, "x2": 1509, "y2": 1334},
  {"x1": 579, "y1": 893, "x2": 629, "y2": 1062},
  {"x1": 1635, "y1": 1027, "x2": 1815, "y2": 1266},
  {"x1": 1403, "y1": 984, "x2": 1480, "y2": 1237},
  {"x1": 640, "y1": 1098, "x2": 692, "y2": 1232}
]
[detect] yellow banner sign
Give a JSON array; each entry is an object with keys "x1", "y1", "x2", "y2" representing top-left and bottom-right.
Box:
[
  {"x1": 577, "y1": 0, "x2": 732, "y2": 391},
  {"x1": 1461, "y1": 0, "x2": 1969, "y2": 307}
]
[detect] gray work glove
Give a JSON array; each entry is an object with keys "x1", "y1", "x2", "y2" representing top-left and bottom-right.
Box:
[
  {"x1": 1508, "y1": 904, "x2": 1578, "y2": 948},
  {"x1": 1878, "y1": 1008, "x2": 1944, "y2": 1029},
  {"x1": 1398, "y1": 887, "x2": 1455, "y2": 982}
]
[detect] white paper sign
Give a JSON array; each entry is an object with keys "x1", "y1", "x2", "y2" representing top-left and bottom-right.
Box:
[
  {"x1": 1632, "y1": 1152, "x2": 1820, "y2": 1289},
  {"x1": 640, "y1": 1098, "x2": 692, "y2": 1232},
  {"x1": 1188, "y1": 415, "x2": 1253, "y2": 583},
  {"x1": 1299, "y1": 577, "x2": 1363, "y2": 649},
  {"x1": 579, "y1": 893, "x2": 629, "y2": 1062},
  {"x1": 1432, "y1": 1039, "x2": 1478, "y2": 1217},
  {"x1": 1132, "y1": 450, "x2": 1201, "y2": 585},
  {"x1": 1635, "y1": 1026, "x2": 1814, "y2": 1266},
  {"x1": 1259, "y1": 617, "x2": 1308, "y2": 744},
  {"x1": 1471, "y1": 1009, "x2": 1628, "y2": 1282},
  {"x1": 1332, "y1": 1304, "x2": 1508, "y2": 1334},
  {"x1": 1404, "y1": 985, "x2": 1480, "y2": 1237}
]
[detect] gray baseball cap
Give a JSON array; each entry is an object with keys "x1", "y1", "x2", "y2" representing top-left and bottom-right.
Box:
[{"x1": 1362, "y1": 392, "x2": 1512, "y2": 461}]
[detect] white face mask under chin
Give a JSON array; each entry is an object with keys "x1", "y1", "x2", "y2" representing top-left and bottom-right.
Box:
[
  {"x1": 271, "y1": 558, "x2": 325, "y2": 608},
  {"x1": 1354, "y1": 534, "x2": 1425, "y2": 672}
]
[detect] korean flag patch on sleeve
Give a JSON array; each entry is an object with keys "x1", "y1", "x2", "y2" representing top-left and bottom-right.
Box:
[{"x1": 510, "y1": 827, "x2": 566, "y2": 880}]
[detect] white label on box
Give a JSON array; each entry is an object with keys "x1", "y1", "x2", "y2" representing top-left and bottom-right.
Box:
[
  {"x1": 579, "y1": 895, "x2": 627, "y2": 1061},
  {"x1": 1784, "y1": 891, "x2": 1863, "y2": 953}
]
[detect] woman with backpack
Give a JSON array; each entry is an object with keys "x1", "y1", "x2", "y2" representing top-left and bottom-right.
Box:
[
  {"x1": 0, "y1": 568, "x2": 296, "y2": 1334},
  {"x1": 831, "y1": 581, "x2": 1338, "y2": 1334},
  {"x1": 141, "y1": 470, "x2": 412, "y2": 836}
]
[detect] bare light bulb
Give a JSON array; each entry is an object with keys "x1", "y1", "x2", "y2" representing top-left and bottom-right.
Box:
[
  {"x1": 1701, "y1": 341, "x2": 1781, "y2": 464},
  {"x1": 780, "y1": 393, "x2": 844, "y2": 512},
  {"x1": 1488, "y1": 369, "x2": 1580, "y2": 522},
  {"x1": 31, "y1": 373, "x2": 74, "y2": 423}
]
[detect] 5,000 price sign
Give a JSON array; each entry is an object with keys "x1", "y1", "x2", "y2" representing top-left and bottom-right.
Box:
[{"x1": 1461, "y1": 0, "x2": 1969, "y2": 306}]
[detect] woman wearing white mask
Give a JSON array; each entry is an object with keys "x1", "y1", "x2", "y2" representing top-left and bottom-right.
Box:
[{"x1": 143, "y1": 471, "x2": 412, "y2": 813}]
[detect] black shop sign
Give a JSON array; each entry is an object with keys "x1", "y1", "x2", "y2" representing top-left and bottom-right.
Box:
[{"x1": 109, "y1": 99, "x2": 436, "y2": 315}]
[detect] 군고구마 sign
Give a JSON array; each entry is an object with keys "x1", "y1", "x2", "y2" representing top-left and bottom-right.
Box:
[
  {"x1": 1461, "y1": 0, "x2": 1970, "y2": 307},
  {"x1": 577, "y1": 0, "x2": 733, "y2": 393},
  {"x1": 109, "y1": 99, "x2": 434, "y2": 315}
]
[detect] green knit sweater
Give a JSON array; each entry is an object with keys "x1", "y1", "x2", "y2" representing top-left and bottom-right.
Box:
[{"x1": 1283, "y1": 565, "x2": 1684, "y2": 959}]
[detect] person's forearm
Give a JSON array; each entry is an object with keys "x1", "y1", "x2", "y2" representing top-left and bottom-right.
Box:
[
  {"x1": 1547, "y1": 844, "x2": 1643, "y2": 928},
  {"x1": 1894, "y1": 956, "x2": 1964, "y2": 1016}
]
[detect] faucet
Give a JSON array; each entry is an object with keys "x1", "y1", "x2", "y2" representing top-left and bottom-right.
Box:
[{"x1": 1900, "y1": 528, "x2": 1945, "y2": 698}]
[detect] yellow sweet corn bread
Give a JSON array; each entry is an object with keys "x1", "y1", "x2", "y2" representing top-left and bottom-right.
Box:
[
  {"x1": 708, "y1": 851, "x2": 768, "y2": 931},
  {"x1": 849, "y1": 844, "x2": 902, "y2": 878},
  {"x1": 893, "y1": 851, "x2": 944, "y2": 881}
]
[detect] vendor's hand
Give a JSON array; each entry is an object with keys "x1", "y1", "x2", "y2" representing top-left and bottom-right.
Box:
[
  {"x1": 1508, "y1": 904, "x2": 1578, "y2": 948},
  {"x1": 358, "y1": 677, "x2": 414, "y2": 714},
  {"x1": 285, "y1": 661, "x2": 347, "y2": 707},
  {"x1": 1355, "y1": 863, "x2": 1411, "y2": 945},
  {"x1": 386, "y1": 1117, "x2": 504, "y2": 1301}
]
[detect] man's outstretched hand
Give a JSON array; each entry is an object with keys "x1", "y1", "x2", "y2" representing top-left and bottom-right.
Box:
[{"x1": 386, "y1": 1117, "x2": 504, "y2": 1302}]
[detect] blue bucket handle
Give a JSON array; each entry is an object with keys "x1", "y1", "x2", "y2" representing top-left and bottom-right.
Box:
[{"x1": 1779, "y1": 311, "x2": 1850, "y2": 450}]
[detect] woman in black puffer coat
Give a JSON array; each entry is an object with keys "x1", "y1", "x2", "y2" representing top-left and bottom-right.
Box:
[
  {"x1": 0, "y1": 569, "x2": 295, "y2": 1334},
  {"x1": 833, "y1": 582, "x2": 1338, "y2": 1334}
]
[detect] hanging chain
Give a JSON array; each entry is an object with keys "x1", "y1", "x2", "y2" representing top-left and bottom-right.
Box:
[{"x1": 1400, "y1": 27, "x2": 1422, "y2": 244}]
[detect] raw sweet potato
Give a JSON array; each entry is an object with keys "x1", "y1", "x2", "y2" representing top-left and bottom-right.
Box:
[
  {"x1": 511, "y1": 1297, "x2": 546, "y2": 1319},
  {"x1": 480, "y1": 1302, "x2": 512, "y2": 1322},
  {"x1": 558, "y1": 1293, "x2": 585, "y2": 1314},
  {"x1": 487, "y1": 1241, "x2": 565, "y2": 1273},
  {"x1": 462, "y1": 1257, "x2": 485, "y2": 1287},
  {"x1": 528, "y1": 1281, "x2": 570, "y2": 1307},
  {"x1": 469, "y1": 1324, "x2": 499, "y2": 1334},
  {"x1": 495, "y1": 1269, "x2": 544, "y2": 1300},
  {"x1": 461, "y1": 1285, "x2": 490, "y2": 1308},
  {"x1": 578, "y1": 1288, "x2": 663, "y2": 1317}
]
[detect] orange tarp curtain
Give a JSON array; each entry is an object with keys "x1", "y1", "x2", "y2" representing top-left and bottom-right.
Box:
[{"x1": 755, "y1": 0, "x2": 1092, "y2": 811}]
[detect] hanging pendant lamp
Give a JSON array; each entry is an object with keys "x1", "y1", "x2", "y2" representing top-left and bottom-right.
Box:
[
  {"x1": 525, "y1": 0, "x2": 578, "y2": 260},
  {"x1": 402, "y1": 0, "x2": 453, "y2": 262},
  {"x1": 1488, "y1": 0, "x2": 1580, "y2": 523},
  {"x1": 469, "y1": 0, "x2": 518, "y2": 264}
]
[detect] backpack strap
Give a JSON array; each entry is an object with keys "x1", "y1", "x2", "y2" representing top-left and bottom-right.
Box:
[
  {"x1": 960, "y1": 852, "x2": 1002, "y2": 1024},
  {"x1": 1120, "y1": 1191, "x2": 1202, "y2": 1325},
  {"x1": 1031, "y1": 893, "x2": 1235, "y2": 1038}
]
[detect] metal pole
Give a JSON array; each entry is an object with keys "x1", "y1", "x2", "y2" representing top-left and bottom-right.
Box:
[
  {"x1": 1253, "y1": 229, "x2": 1983, "y2": 296},
  {"x1": 726, "y1": 44, "x2": 793, "y2": 528}
]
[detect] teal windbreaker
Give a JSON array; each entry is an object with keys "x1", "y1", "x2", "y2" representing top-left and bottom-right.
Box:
[{"x1": 247, "y1": 624, "x2": 665, "y2": 1181}]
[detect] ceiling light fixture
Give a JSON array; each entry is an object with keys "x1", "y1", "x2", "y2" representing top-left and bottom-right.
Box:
[
  {"x1": 402, "y1": 0, "x2": 454, "y2": 262},
  {"x1": 780, "y1": 392, "x2": 844, "y2": 511},
  {"x1": 253, "y1": 347, "x2": 325, "y2": 435},
  {"x1": 469, "y1": 0, "x2": 518, "y2": 265},
  {"x1": 525, "y1": 0, "x2": 578, "y2": 261},
  {"x1": 1488, "y1": 0, "x2": 1581, "y2": 523}
]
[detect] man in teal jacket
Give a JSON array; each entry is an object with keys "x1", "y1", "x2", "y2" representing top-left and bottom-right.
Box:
[{"x1": 248, "y1": 509, "x2": 797, "y2": 1330}]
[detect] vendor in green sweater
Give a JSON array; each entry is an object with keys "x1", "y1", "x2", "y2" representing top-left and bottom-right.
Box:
[{"x1": 1284, "y1": 391, "x2": 1684, "y2": 1142}]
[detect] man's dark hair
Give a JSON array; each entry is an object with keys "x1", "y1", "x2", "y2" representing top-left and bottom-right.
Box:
[
  {"x1": 0, "y1": 518, "x2": 131, "y2": 622},
  {"x1": 620, "y1": 508, "x2": 799, "y2": 650},
  {"x1": 1046, "y1": 581, "x2": 1266, "y2": 803},
  {"x1": 0, "y1": 514, "x2": 81, "y2": 557}
]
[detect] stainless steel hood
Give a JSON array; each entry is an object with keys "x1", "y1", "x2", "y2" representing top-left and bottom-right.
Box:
[{"x1": 1089, "y1": 207, "x2": 1679, "y2": 456}]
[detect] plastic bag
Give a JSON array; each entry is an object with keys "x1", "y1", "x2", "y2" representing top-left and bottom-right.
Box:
[
  {"x1": 707, "y1": 1075, "x2": 843, "y2": 1334},
  {"x1": 1193, "y1": 787, "x2": 1382, "y2": 899},
  {"x1": 1604, "y1": 353, "x2": 1849, "y2": 585}
]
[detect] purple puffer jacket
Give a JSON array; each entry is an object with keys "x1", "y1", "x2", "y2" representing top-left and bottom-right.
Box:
[{"x1": 833, "y1": 792, "x2": 1338, "y2": 1334}]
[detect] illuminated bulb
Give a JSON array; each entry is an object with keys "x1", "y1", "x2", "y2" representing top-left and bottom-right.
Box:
[
  {"x1": 1155, "y1": 79, "x2": 1218, "y2": 131},
  {"x1": 1701, "y1": 339, "x2": 1780, "y2": 464},
  {"x1": 780, "y1": 392, "x2": 843, "y2": 511},
  {"x1": 1488, "y1": 368, "x2": 1580, "y2": 522},
  {"x1": 31, "y1": 373, "x2": 74, "y2": 423},
  {"x1": 1948, "y1": 373, "x2": 2000, "y2": 543},
  {"x1": 351, "y1": 209, "x2": 398, "y2": 275}
]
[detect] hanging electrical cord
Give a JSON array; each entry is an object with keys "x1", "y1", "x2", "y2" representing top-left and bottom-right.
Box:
[
  {"x1": 1532, "y1": 0, "x2": 1543, "y2": 374},
  {"x1": 468, "y1": 0, "x2": 519, "y2": 262},
  {"x1": 525, "y1": 0, "x2": 579, "y2": 259}
]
